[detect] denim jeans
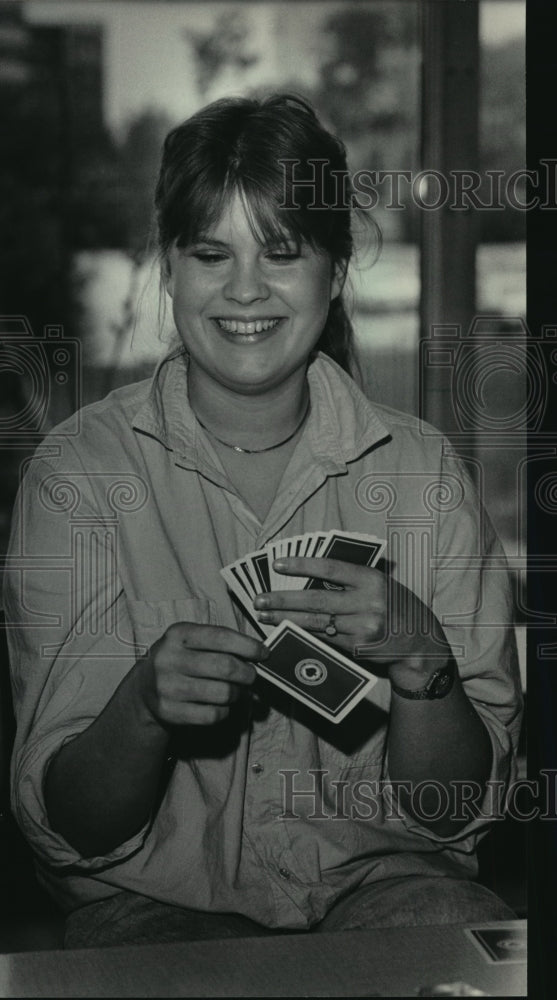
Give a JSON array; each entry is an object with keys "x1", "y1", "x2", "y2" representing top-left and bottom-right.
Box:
[{"x1": 64, "y1": 877, "x2": 516, "y2": 949}]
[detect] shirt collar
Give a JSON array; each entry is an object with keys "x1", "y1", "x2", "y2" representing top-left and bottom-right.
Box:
[
  {"x1": 131, "y1": 346, "x2": 197, "y2": 454},
  {"x1": 131, "y1": 348, "x2": 390, "y2": 468},
  {"x1": 305, "y1": 353, "x2": 391, "y2": 469}
]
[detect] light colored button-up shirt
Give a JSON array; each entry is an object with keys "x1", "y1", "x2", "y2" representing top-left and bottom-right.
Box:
[{"x1": 4, "y1": 351, "x2": 522, "y2": 925}]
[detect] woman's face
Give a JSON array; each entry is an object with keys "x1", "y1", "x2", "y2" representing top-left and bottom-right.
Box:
[{"x1": 165, "y1": 192, "x2": 343, "y2": 397}]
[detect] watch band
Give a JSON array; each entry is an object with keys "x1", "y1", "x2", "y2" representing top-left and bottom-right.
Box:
[{"x1": 390, "y1": 659, "x2": 456, "y2": 700}]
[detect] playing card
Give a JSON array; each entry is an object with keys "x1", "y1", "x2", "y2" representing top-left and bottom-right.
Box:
[
  {"x1": 265, "y1": 538, "x2": 309, "y2": 591},
  {"x1": 221, "y1": 531, "x2": 386, "y2": 639},
  {"x1": 220, "y1": 564, "x2": 267, "y2": 637},
  {"x1": 304, "y1": 531, "x2": 385, "y2": 590},
  {"x1": 245, "y1": 548, "x2": 271, "y2": 593},
  {"x1": 287, "y1": 534, "x2": 307, "y2": 557},
  {"x1": 303, "y1": 531, "x2": 329, "y2": 557},
  {"x1": 220, "y1": 563, "x2": 253, "y2": 605},
  {"x1": 264, "y1": 532, "x2": 330, "y2": 590},
  {"x1": 237, "y1": 557, "x2": 260, "y2": 598},
  {"x1": 256, "y1": 619, "x2": 378, "y2": 723},
  {"x1": 465, "y1": 925, "x2": 527, "y2": 964}
]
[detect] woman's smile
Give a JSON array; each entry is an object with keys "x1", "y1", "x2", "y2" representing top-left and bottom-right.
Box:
[{"x1": 213, "y1": 317, "x2": 283, "y2": 335}]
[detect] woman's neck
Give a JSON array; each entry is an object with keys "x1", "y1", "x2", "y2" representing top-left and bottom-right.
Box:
[{"x1": 187, "y1": 363, "x2": 310, "y2": 452}]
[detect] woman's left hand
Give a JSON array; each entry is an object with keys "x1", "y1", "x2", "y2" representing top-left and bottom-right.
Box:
[{"x1": 253, "y1": 557, "x2": 452, "y2": 688}]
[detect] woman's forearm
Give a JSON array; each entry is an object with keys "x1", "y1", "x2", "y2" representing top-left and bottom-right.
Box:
[
  {"x1": 386, "y1": 670, "x2": 493, "y2": 837},
  {"x1": 44, "y1": 662, "x2": 170, "y2": 859},
  {"x1": 44, "y1": 622, "x2": 262, "y2": 859}
]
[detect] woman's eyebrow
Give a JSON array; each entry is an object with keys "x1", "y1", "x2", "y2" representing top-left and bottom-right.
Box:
[
  {"x1": 189, "y1": 236, "x2": 301, "y2": 251},
  {"x1": 192, "y1": 236, "x2": 229, "y2": 248}
]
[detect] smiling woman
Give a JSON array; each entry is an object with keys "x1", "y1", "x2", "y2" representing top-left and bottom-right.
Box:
[
  {"x1": 153, "y1": 97, "x2": 355, "y2": 516},
  {"x1": 154, "y1": 95, "x2": 359, "y2": 377},
  {"x1": 165, "y1": 192, "x2": 340, "y2": 404},
  {"x1": 3, "y1": 93, "x2": 522, "y2": 950}
]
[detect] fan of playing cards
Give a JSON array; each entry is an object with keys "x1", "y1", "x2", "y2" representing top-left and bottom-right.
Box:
[{"x1": 221, "y1": 530, "x2": 386, "y2": 724}]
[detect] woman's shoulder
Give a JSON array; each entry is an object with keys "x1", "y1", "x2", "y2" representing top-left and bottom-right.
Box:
[
  {"x1": 314, "y1": 353, "x2": 453, "y2": 458},
  {"x1": 33, "y1": 376, "x2": 154, "y2": 473},
  {"x1": 363, "y1": 396, "x2": 445, "y2": 441},
  {"x1": 57, "y1": 375, "x2": 152, "y2": 432},
  {"x1": 55, "y1": 378, "x2": 152, "y2": 436}
]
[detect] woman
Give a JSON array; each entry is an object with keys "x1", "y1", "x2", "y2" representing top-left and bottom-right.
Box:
[{"x1": 4, "y1": 94, "x2": 522, "y2": 947}]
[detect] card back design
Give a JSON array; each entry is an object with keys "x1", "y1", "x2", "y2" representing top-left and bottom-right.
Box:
[
  {"x1": 257, "y1": 620, "x2": 377, "y2": 723},
  {"x1": 465, "y1": 925, "x2": 527, "y2": 964}
]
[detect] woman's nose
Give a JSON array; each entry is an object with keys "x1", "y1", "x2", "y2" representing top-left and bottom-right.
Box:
[{"x1": 223, "y1": 260, "x2": 270, "y2": 303}]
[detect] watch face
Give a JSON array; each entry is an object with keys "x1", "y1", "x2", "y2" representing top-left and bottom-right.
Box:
[
  {"x1": 427, "y1": 665, "x2": 454, "y2": 698},
  {"x1": 390, "y1": 661, "x2": 455, "y2": 700}
]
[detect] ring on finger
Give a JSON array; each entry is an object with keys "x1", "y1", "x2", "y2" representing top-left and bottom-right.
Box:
[{"x1": 324, "y1": 613, "x2": 338, "y2": 637}]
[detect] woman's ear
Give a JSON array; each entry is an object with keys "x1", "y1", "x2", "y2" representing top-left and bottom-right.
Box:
[{"x1": 330, "y1": 259, "x2": 348, "y2": 301}]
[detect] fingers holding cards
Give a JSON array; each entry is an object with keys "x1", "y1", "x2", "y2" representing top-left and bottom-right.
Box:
[
  {"x1": 255, "y1": 620, "x2": 378, "y2": 724},
  {"x1": 272, "y1": 555, "x2": 381, "y2": 591},
  {"x1": 303, "y1": 532, "x2": 385, "y2": 589},
  {"x1": 219, "y1": 531, "x2": 386, "y2": 721},
  {"x1": 220, "y1": 532, "x2": 331, "y2": 634},
  {"x1": 267, "y1": 532, "x2": 329, "y2": 590},
  {"x1": 220, "y1": 531, "x2": 385, "y2": 629},
  {"x1": 253, "y1": 555, "x2": 386, "y2": 651}
]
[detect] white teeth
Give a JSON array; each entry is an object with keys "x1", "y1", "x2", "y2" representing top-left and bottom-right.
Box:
[{"x1": 216, "y1": 318, "x2": 281, "y2": 334}]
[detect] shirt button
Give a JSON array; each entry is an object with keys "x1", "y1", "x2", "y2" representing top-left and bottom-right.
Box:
[
  {"x1": 278, "y1": 867, "x2": 291, "y2": 880},
  {"x1": 251, "y1": 763, "x2": 264, "y2": 774}
]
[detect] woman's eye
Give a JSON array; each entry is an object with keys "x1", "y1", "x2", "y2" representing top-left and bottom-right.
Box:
[
  {"x1": 267, "y1": 250, "x2": 300, "y2": 262},
  {"x1": 192, "y1": 251, "x2": 227, "y2": 263}
]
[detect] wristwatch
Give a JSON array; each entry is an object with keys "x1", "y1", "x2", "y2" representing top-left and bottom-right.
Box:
[{"x1": 390, "y1": 659, "x2": 455, "y2": 700}]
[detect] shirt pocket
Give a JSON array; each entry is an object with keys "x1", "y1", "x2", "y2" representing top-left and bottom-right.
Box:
[{"x1": 127, "y1": 597, "x2": 218, "y2": 654}]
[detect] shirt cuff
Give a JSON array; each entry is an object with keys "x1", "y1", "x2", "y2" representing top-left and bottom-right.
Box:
[
  {"x1": 380, "y1": 707, "x2": 516, "y2": 847},
  {"x1": 12, "y1": 725, "x2": 151, "y2": 872}
]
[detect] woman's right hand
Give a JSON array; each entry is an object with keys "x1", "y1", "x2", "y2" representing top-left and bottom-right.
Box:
[{"x1": 134, "y1": 623, "x2": 265, "y2": 728}]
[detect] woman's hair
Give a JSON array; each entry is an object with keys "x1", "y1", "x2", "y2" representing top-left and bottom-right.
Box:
[{"x1": 155, "y1": 93, "x2": 380, "y2": 377}]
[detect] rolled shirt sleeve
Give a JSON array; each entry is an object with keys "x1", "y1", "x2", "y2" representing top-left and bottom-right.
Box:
[
  {"x1": 381, "y1": 442, "x2": 523, "y2": 846},
  {"x1": 4, "y1": 450, "x2": 150, "y2": 871}
]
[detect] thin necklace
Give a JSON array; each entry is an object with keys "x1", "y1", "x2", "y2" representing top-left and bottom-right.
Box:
[{"x1": 196, "y1": 400, "x2": 310, "y2": 454}]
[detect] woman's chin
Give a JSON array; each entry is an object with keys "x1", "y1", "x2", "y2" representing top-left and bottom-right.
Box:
[{"x1": 216, "y1": 357, "x2": 306, "y2": 395}]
